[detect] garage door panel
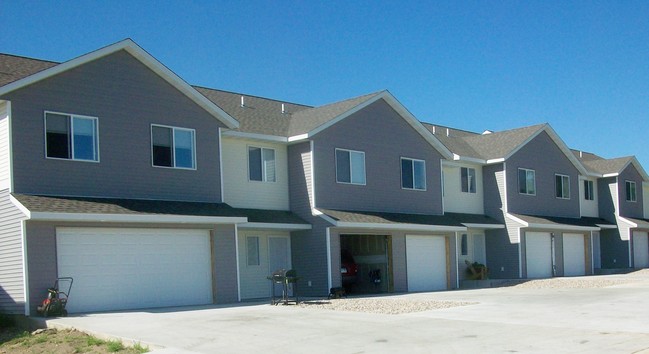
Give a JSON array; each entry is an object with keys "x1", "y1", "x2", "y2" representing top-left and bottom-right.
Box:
[
  {"x1": 563, "y1": 233, "x2": 586, "y2": 276},
  {"x1": 634, "y1": 232, "x2": 649, "y2": 268},
  {"x1": 406, "y1": 235, "x2": 447, "y2": 292},
  {"x1": 57, "y1": 228, "x2": 212, "y2": 313},
  {"x1": 526, "y1": 232, "x2": 552, "y2": 278}
]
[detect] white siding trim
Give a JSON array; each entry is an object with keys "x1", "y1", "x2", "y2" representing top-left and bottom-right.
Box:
[
  {"x1": 334, "y1": 222, "x2": 465, "y2": 232},
  {"x1": 27, "y1": 212, "x2": 247, "y2": 224},
  {"x1": 326, "y1": 228, "x2": 332, "y2": 290},
  {"x1": 218, "y1": 127, "x2": 224, "y2": 202},
  {"x1": 0, "y1": 101, "x2": 11, "y2": 190},
  {"x1": 7, "y1": 101, "x2": 13, "y2": 192},
  {"x1": 20, "y1": 219, "x2": 29, "y2": 316},
  {"x1": 238, "y1": 222, "x2": 311, "y2": 230},
  {"x1": 310, "y1": 140, "x2": 316, "y2": 208}
]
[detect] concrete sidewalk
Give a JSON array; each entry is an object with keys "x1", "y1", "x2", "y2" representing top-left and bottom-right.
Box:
[{"x1": 43, "y1": 273, "x2": 649, "y2": 353}]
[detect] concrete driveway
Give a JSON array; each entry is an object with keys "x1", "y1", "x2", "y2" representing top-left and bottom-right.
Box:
[{"x1": 44, "y1": 272, "x2": 649, "y2": 353}]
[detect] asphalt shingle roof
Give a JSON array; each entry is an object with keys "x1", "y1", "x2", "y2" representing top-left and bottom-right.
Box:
[
  {"x1": 0, "y1": 53, "x2": 58, "y2": 87},
  {"x1": 12, "y1": 194, "x2": 308, "y2": 225},
  {"x1": 510, "y1": 213, "x2": 616, "y2": 228},
  {"x1": 317, "y1": 209, "x2": 502, "y2": 228}
]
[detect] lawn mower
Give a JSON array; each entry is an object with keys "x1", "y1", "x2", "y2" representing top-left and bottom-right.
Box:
[{"x1": 37, "y1": 277, "x2": 73, "y2": 317}]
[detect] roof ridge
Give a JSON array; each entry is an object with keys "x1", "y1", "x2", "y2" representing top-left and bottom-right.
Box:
[
  {"x1": 193, "y1": 85, "x2": 313, "y2": 108},
  {"x1": 0, "y1": 52, "x2": 60, "y2": 65}
]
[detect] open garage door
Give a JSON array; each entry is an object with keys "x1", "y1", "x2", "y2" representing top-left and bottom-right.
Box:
[
  {"x1": 633, "y1": 231, "x2": 649, "y2": 268},
  {"x1": 563, "y1": 233, "x2": 586, "y2": 276},
  {"x1": 406, "y1": 235, "x2": 447, "y2": 291},
  {"x1": 526, "y1": 232, "x2": 552, "y2": 278},
  {"x1": 57, "y1": 228, "x2": 213, "y2": 313}
]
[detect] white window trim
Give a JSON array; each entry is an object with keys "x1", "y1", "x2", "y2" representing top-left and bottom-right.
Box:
[
  {"x1": 400, "y1": 157, "x2": 427, "y2": 191},
  {"x1": 247, "y1": 145, "x2": 277, "y2": 183},
  {"x1": 518, "y1": 168, "x2": 536, "y2": 196},
  {"x1": 44, "y1": 111, "x2": 100, "y2": 163},
  {"x1": 555, "y1": 174, "x2": 571, "y2": 200},
  {"x1": 461, "y1": 166, "x2": 477, "y2": 194},
  {"x1": 626, "y1": 180, "x2": 637, "y2": 202},
  {"x1": 150, "y1": 124, "x2": 197, "y2": 170},
  {"x1": 335, "y1": 148, "x2": 366, "y2": 185}
]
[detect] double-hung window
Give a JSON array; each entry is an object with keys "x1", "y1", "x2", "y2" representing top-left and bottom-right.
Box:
[
  {"x1": 555, "y1": 174, "x2": 570, "y2": 199},
  {"x1": 626, "y1": 180, "x2": 637, "y2": 202},
  {"x1": 461, "y1": 167, "x2": 476, "y2": 193},
  {"x1": 584, "y1": 180, "x2": 595, "y2": 201},
  {"x1": 45, "y1": 112, "x2": 99, "y2": 162},
  {"x1": 518, "y1": 168, "x2": 536, "y2": 195},
  {"x1": 336, "y1": 148, "x2": 366, "y2": 185},
  {"x1": 248, "y1": 147, "x2": 276, "y2": 182},
  {"x1": 401, "y1": 157, "x2": 426, "y2": 190},
  {"x1": 151, "y1": 125, "x2": 196, "y2": 169}
]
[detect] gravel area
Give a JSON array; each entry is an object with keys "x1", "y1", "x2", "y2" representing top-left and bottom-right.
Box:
[
  {"x1": 511, "y1": 269, "x2": 649, "y2": 289},
  {"x1": 298, "y1": 298, "x2": 476, "y2": 315}
]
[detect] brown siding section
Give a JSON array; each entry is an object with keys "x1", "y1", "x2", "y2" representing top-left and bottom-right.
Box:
[
  {"x1": 0, "y1": 190, "x2": 27, "y2": 314},
  {"x1": 3, "y1": 50, "x2": 225, "y2": 202}
]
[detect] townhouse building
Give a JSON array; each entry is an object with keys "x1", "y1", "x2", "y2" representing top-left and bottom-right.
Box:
[{"x1": 1, "y1": 39, "x2": 647, "y2": 316}]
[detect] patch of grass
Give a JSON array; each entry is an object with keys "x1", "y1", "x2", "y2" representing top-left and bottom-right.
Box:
[
  {"x1": 133, "y1": 342, "x2": 150, "y2": 353},
  {"x1": 107, "y1": 339, "x2": 125, "y2": 352},
  {"x1": 87, "y1": 336, "x2": 106, "y2": 346}
]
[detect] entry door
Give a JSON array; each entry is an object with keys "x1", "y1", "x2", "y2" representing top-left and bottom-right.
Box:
[
  {"x1": 473, "y1": 234, "x2": 486, "y2": 265},
  {"x1": 526, "y1": 232, "x2": 553, "y2": 278},
  {"x1": 633, "y1": 232, "x2": 649, "y2": 268},
  {"x1": 406, "y1": 235, "x2": 447, "y2": 291},
  {"x1": 269, "y1": 236, "x2": 291, "y2": 294}
]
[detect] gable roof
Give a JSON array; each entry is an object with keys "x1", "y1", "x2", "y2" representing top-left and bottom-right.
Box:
[
  {"x1": 0, "y1": 54, "x2": 58, "y2": 87},
  {"x1": 0, "y1": 39, "x2": 239, "y2": 129},
  {"x1": 573, "y1": 152, "x2": 649, "y2": 180}
]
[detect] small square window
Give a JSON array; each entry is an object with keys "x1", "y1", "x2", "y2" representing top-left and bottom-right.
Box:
[
  {"x1": 401, "y1": 158, "x2": 426, "y2": 190},
  {"x1": 45, "y1": 112, "x2": 99, "y2": 162},
  {"x1": 626, "y1": 181, "x2": 637, "y2": 202},
  {"x1": 336, "y1": 149, "x2": 366, "y2": 185},
  {"x1": 248, "y1": 147, "x2": 276, "y2": 182},
  {"x1": 151, "y1": 125, "x2": 196, "y2": 169}
]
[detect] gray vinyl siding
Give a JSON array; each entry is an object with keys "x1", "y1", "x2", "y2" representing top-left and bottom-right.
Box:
[
  {"x1": 0, "y1": 101, "x2": 10, "y2": 190},
  {"x1": 312, "y1": 99, "x2": 444, "y2": 215},
  {"x1": 506, "y1": 132, "x2": 580, "y2": 218},
  {"x1": 483, "y1": 163, "x2": 505, "y2": 219},
  {"x1": 598, "y1": 177, "x2": 617, "y2": 222},
  {"x1": 25, "y1": 221, "x2": 239, "y2": 314},
  {"x1": 0, "y1": 189, "x2": 27, "y2": 314},
  {"x1": 599, "y1": 228, "x2": 630, "y2": 269},
  {"x1": 618, "y1": 165, "x2": 644, "y2": 219},
  {"x1": 288, "y1": 142, "x2": 330, "y2": 296},
  {"x1": 2, "y1": 50, "x2": 225, "y2": 202},
  {"x1": 391, "y1": 234, "x2": 407, "y2": 292}
]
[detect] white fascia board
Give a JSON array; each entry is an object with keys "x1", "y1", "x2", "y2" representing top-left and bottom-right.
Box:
[
  {"x1": 526, "y1": 223, "x2": 600, "y2": 232},
  {"x1": 486, "y1": 158, "x2": 506, "y2": 164},
  {"x1": 314, "y1": 210, "x2": 338, "y2": 225},
  {"x1": 596, "y1": 223, "x2": 618, "y2": 229},
  {"x1": 334, "y1": 222, "x2": 466, "y2": 232},
  {"x1": 630, "y1": 158, "x2": 649, "y2": 182},
  {"x1": 9, "y1": 195, "x2": 30, "y2": 218},
  {"x1": 603, "y1": 173, "x2": 619, "y2": 178},
  {"x1": 287, "y1": 134, "x2": 309, "y2": 143},
  {"x1": 462, "y1": 223, "x2": 505, "y2": 230},
  {"x1": 238, "y1": 222, "x2": 312, "y2": 230},
  {"x1": 0, "y1": 39, "x2": 239, "y2": 129},
  {"x1": 222, "y1": 130, "x2": 288, "y2": 143},
  {"x1": 28, "y1": 212, "x2": 248, "y2": 224},
  {"x1": 618, "y1": 216, "x2": 649, "y2": 229},
  {"x1": 450, "y1": 155, "x2": 487, "y2": 165},
  {"x1": 505, "y1": 213, "x2": 528, "y2": 226}
]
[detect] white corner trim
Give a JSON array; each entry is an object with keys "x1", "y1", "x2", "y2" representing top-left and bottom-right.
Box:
[
  {"x1": 326, "y1": 228, "x2": 332, "y2": 290},
  {"x1": 310, "y1": 140, "x2": 316, "y2": 208},
  {"x1": 222, "y1": 130, "x2": 288, "y2": 143},
  {"x1": 238, "y1": 222, "x2": 312, "y2": 230},
  {"x1": 6, "y1": 101, "x2": 14, "y2": 193},
  {"x1": 20, "y1": 219, "x2": 29, "y2": 316},
  {"x1": 28, "y1": 212, "x2": 248, "y2": 224},
  {"x1": 218, "y1": 127, "x2": 224, "y2": 202}
]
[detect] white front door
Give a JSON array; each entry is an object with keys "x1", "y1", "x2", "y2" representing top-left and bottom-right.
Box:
[
  {"x1": 563, "y1": 233, "x2": 586, "y2": 276},
  {"x1": 406, "y1": 235, "x2": 447, "y2": 291},
  {"x1": 238, "y1": 233, "x2": 291, "y2": 299},
  {"x1": 473, "y1": 234, "x2": 486, "y2": 265},
  {"x1": 526, "y1": 232, "x2": 553, "y2": 278},
  {"x1": 633, "y1": 231, "x2": 649, "y2": 268}
]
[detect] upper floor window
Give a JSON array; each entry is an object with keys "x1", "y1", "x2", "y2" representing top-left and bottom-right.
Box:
[
  {"x1": 555, "y1": 174, "x2": 570, "y2": 199},
  {"x1": 461, "y1": 167, "x2": 476, "y2": 193},
  {"x1": 45, "y1": 112, "x2": 98, "y2": 162},
  {"x1": 401, "y1": 157, "x2": 426, "y2": 190},
  {"x1": 151, "y1": 125, "x2": 195, "y2": 169},
  {"x1": 248, "y1": 146, "x2": 276, "y2": 182},
  {"x1": 584, "y1": 180, "x2": 595, "y2": 201},
  {"x1": 518, "y1": 168, "x2": 536, "y2": 195},
  {"x1": 626, "y1": 180, "x2": 637, "y2": 202},
  {"x1": 336, "y1": 148, "x2": 366, "y2": 185}
]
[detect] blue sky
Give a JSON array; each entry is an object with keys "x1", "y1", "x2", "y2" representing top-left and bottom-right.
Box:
[{"x1": 2, "y1": 1, "x2": 648, "y2": 168}]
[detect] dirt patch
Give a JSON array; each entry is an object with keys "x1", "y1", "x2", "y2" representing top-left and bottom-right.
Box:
[
  {"x1": 0, "y1": 328, "x2": 148, "y2": 354},
  {"x1": 299, "y1": 298, "x2": 476, "y2": 314}
]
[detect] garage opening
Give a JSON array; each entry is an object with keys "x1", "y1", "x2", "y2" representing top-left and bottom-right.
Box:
[{"x1": 340, "y1": 234, "x2": 392, "y2": 294}]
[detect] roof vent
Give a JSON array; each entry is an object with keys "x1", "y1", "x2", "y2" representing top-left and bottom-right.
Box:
[
  {"x1": 432, "y1": 126, "x2": 436, "y2": 134},
  {"x1": 281, "y1": 103, "x2": 286, "y2": 114},
  {"x1": 482, "y1": 130, "x2": 493, "y2": 135},
  {"x1": 240, "y1": 96, "x2": 245, "y2": 108},
  {"x1": 446, "y1": 128, "x2": 450, "y2": 137},
  {"x1": 579, "y1": 151, "x2": 583, "y2": 158}
]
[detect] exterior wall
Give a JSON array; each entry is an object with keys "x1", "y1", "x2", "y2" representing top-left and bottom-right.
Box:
[
  {"x1": 644, "y1": 184, "x2": 649, "y2": 219},
  {"x1": 485, "y1": 228, "x2": 520, "y2": 278},
  {"x1": 598, "y1": 177, "x2": 617, "y2": 222},
  {"x1": 483, "y1": 163, "x2": 506, "y2": 219},
  {"x1": 237, "y1": 230, "x2": 290, "y2": 299},
  {"x1": 618, "y1": 164, "x2": 644, "y2": 219},
  {"x1": 0, "y1": 102, "x2": 10, "y2": 190},
  {"x1": 288, "y1": 142, "x2": 330, "y2": 296},
  {"x1": 442, "y1": 162, "x2": 484, "y2": 214},
  {"x1": 25, "y1": 220, "x2": 239, "y2": 314},
  {"x1": 579, "y1": 177, "x2": 599, "y2": 217},
  {"x1": 2, "y1": 50, "x2": 225, "y2": 202},
  {"x1": 506, "y1": 132, "x2": 580, "y2": 218},
  {"x1": 222, "y1": 136, "x2": 289, "y2": 210},
  {"x1": 0, "y1": 190, "x2": 27, "y2": 314},
  {"x1": 599, "y1": 228, "x2": 630, "y2": 269},
  {"x1": 312, "y1": 99, "x2": 444, "y2": 215}
]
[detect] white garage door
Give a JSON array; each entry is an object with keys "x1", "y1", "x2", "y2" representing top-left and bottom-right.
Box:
[
  {"x1": 57, "y1": 228, "x2": 213, "y2": 313},
  {"x1": 633, "y1": 231, "x2": 649, "y2": 268},
  {"x1": 526, "y1": 232, "x2": 552, "y2": 278},
  {"x1": 563, "y1": 233, "x2": 586, "y2": 276},
  {"x1": 406, "y1": 235, "x2": 447, "y2": 291}
]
